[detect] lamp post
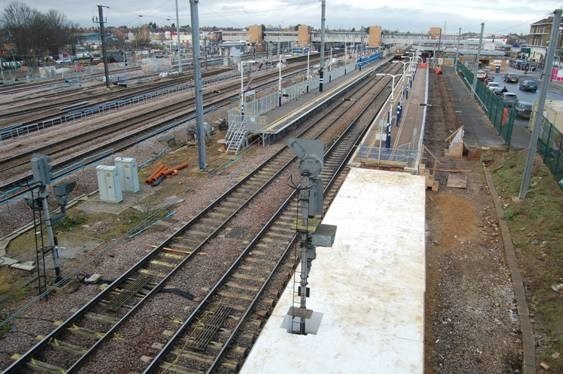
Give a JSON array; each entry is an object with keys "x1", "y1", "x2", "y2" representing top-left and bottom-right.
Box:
[
  {"x1": 306, "y1": 46, "x2": 311, "y2": 92},
  {"x1": 377, "y1": 73, "x2": 402, "y2": 124},
  {"x1": 278, "y1": 54, "x2": 285, "y2": 106},
  {"x1": 240, "y1": 59, "x2": 256, "y2": 117},
  {"x1": 174, "y1": 0, "x2": 182, "y2": 73}
]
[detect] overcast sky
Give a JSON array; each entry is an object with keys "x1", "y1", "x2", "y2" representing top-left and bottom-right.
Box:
[{"x1": 1, "y1": 0, "x2": 560, "y2": 34}]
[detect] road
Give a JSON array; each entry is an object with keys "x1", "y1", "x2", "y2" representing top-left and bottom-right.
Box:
[{"x1": 487, "y1": 67, "x2": 563, "y2": 148}]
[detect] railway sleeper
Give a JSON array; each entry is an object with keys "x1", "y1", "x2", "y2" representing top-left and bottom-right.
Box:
[
  {"x1": 224, "y1": 281, "x2": 260, "y2": 293},
  {"x1": 84, "y1": 312, "x2": 119, "y2": 325},
  {"x1": 219, "y1": 359, "x2": 240, "y2": 372},
  {"x1": 230, "y1": 272, "x2": 263, "y2": 283},
  {"x1": 247, "y1": 249, "x2": 267, "y2": 256},
  {"x1": 163, "y1": 242, "x2": 193, "y2": 253},
  {"x1": 198, "y1": 216, "x2": 225, "y2": 227},
  {"x1": 224, "y1": 196, "x2": 247, "y2": 205},
  {"x1": 159, "y1": 252, "x2": 184, "y2": 261},
  {"x1": 237, "y1": 264, "x2": 270, "y2": 274},
  {"x1": 26, "y1": 358, "x2": 66, "y2": 374},
  {"x1": 207, "y1": 211, "x2": 229, "y2": 219},
  {"x1": 67, "y1": 324, "x2": 104, "y2": 339},
  {"x1": 159, "y1": 361, "x2": 199, "y2": 374},
  {"x1": 182, "y1": 229, "x2": 210, "y2": 239},
  {"x1": 268, "y1": 226, "x2": 295, "y2": 235},
  {"x1": 243, "y1": 256, "x2": 271, "y2": 265},
  {"x1": 170, "y1": 239, "x2": 199, "y2": 250},
  {"x1": 149, "y1": 259, "x2": 177, "y2": 269},
  {"x1": 170, "y1": 349, "x2": 214, "y2": 366},
  {"x1": 138, "y1": 268, "x2": 166, "y2": 278},
  {"x1": 219, "y1": 200, "x2": 241, "y2": 209},
  {"x1": 48, "y1": 338, "x2": 88, "y2": 355},
  {"x1": 217, "y1": 290, "x2": 254, "y2": 302}
]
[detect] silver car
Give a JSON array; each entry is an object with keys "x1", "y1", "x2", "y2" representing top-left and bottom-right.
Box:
[{"x1": 502, "y1": 92, "x2": 518, "y2": 107}]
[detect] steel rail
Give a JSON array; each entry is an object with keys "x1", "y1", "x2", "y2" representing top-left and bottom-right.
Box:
[
  {"x1": 0, "y1": 59, "x2": 323, "y2": 197},
  {"x1": 4, "y1": 61, "x2": 393, "y2": 374},
  {"x1": 143, "y1": 71, "x2": 394, "y2": 373}
]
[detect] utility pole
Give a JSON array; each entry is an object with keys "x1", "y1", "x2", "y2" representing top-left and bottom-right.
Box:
[
  {"x1": 278, "y1": 54, "x2": 283, "y2": 107},
  {"x1": 189, "y1": 0, "x2": 206, "y2": 170},
  {"x1": 319, "y1": 0, "x2": 326, "y2": 92},
  {"x1": 203, "y1": 36, "x2": 207, "y2": 69},
  {"x1": 472, "y1": 22, "x2": 485, "y2": 94},
  {"x1": 454, "y1": 27, "x2": 461, "y2": 67},
  {"x1": 175, "y1": 0, "x2": 182, "y2": 74},
  {"x1": 94, "y1": 5, "x2": 110, "y2": 88},
  {"x1": 519, "y1": 8, "x2": 561, "y2": 199}
]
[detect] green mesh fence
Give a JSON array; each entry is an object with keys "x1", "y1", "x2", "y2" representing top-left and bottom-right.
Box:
[
  {"x1": 456, "y1": 62, "x2": 515, "y2": 147},
  {"x1": 536, "y1": 116, "x2": 563, "y2": 182},
  {"x1": 457, "y1": 62, "x2": 562, "y2": 183}
]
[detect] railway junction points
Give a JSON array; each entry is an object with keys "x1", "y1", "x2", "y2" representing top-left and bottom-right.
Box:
[{"x1": 0, "y1": 12, "x2": 561, "y2": 374}]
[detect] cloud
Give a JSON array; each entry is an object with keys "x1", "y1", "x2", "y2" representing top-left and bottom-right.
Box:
[{"x1": 2, "y1": 0, "x2": 559, "y2": 33}]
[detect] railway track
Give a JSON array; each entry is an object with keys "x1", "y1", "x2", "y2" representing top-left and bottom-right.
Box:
[
  {"x1": 0, "y1": 57, "x2": 336, "y2": 194},
  {"x1": 0, "y1": 67, "x2": 231, "y2": 128},
  {"x1": 4, "y1": 62, "x2": 397, "y2": 373},
  {"x1": 0, "y1": 65, "x2": 143, "y2": 96},
  {"x1": 143, "y1": 65, "x2": 393, "y2": 374},
  {"x1": 0, "y1": 53, "x2": 321, "y2": 129}
]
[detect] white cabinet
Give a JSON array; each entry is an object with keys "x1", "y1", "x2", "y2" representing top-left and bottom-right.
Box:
[
  {"x1": 115, "y1": 157, "x2": 140, "y2": 193},
  {"x1": 96, "y1": 165, "x2": 123, "y2": 203}
]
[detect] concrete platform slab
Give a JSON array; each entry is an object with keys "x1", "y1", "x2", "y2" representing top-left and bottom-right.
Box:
[
  {"x1": 77, "y1": 190, "x2": 151, "y2": 215},
  {"x1": 241, "y1": 168, "x2": 426, "y2": 374},
  {"x1": 0, "y1": 256, "x2": 19, "y2": 266},
  {"x1": 11, "y1": 260, "x2": 35, "y2": 271}
]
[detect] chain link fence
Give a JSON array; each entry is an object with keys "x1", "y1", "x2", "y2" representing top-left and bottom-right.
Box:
[
  {"x1": 535, "y1": 116, "x2": 563, "y2": 182},
  {"x1": 456, "y1": 62, "x2": 515, "y2": 147}
]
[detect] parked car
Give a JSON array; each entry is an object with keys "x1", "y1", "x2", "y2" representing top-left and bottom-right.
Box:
[
  {"x1": 491, "y1": 86, "x2": 504, "y2": 96},
  {"x1": 504, "y1": 73, "x2": 519, "y2": 83},
  {"x1": 487, "y1": 81, "x2": 500, "y2": 89},
  {"x1": 519, "y1": 80, "x2": 538, "y2": 92},
  {"x1": 502, "y1": 92, "x2": 519, "y2": 107},
  {"x1": 515, "y1": 101, "x2": 532, "y2": 119},
  {"x1": 476, "y1": 69, "x2": 487, "y2": 80}
]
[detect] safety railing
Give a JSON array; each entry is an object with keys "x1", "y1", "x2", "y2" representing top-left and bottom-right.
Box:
[
  {"x1": 357, "y1": 145, "x2": 418, "y2": 168},
  {"x1": 0, "y1": 69, "x2": 240, "y2": 143}
]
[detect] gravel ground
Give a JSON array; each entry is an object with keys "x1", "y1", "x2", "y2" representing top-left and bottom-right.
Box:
[
  {"x1": 0, "y1": 63, "x2": 384, "y2": 371},
  {"x1": 424, "y1": 72, "x2": 521, "y2": 373}
]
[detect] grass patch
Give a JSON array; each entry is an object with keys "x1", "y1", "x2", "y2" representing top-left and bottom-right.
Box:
[
  {"x1": 54, "y1": 211, "x2": 88, "y2": 231},
  {"x1": 491, "y1": 150, "x2": 563, "y2": 370}
]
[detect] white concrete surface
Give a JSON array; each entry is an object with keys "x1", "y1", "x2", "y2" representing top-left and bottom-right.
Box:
[{"x1": 241, "y1": 168, "x2": 426, "y2": 374}]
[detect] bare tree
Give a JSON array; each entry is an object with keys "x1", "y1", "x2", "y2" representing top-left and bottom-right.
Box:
[{"x1": 1, "y1": 1, "x2": 76, "y2": 63}]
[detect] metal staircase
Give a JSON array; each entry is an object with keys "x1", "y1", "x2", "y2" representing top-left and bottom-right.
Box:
[{"x1": 225, "y1": 115, "x2": 248, "y2": 154}]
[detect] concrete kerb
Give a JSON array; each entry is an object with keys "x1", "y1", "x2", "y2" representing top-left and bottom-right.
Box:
[{"x1": 483, "y1": 164, "x2": 536, "y2": 374}]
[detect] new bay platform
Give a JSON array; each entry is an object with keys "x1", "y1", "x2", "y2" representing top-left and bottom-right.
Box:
[
  {"x1": 249, "y1": 57, "x2": 392, "y2": 145},
  {"x1": 240, "y1": 167, "x2": 426, "y2": 374}
]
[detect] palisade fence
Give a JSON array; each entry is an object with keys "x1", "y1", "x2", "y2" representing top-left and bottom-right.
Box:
[
  {"x1": 456, "y1": 62, "x2": 515, "y2": 147},
  {"x1": 535, "y1": 115, "x2": 563, "y2": 181}
]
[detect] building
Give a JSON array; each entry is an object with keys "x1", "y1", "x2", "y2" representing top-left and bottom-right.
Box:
[
  {"x1": 297, "y1": 24, "x2": 311, "y2": 47},
  {"x1": 528, "y1": 16, "x2": 563, "y2": 62},
  {"x1": 368, "y1": 25, "x2": 382, "y2": 48},
  {"x1": 429, "y1": 27, "x2": 441, "y2": 40}
]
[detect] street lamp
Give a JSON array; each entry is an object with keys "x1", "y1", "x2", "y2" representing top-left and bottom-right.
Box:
[
  {"x1": 377, "y1": 73, "x2": 402, "y2": 125},
  {"x1": 393, "y1": 60, "x2": 409, "y2": 77}
]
